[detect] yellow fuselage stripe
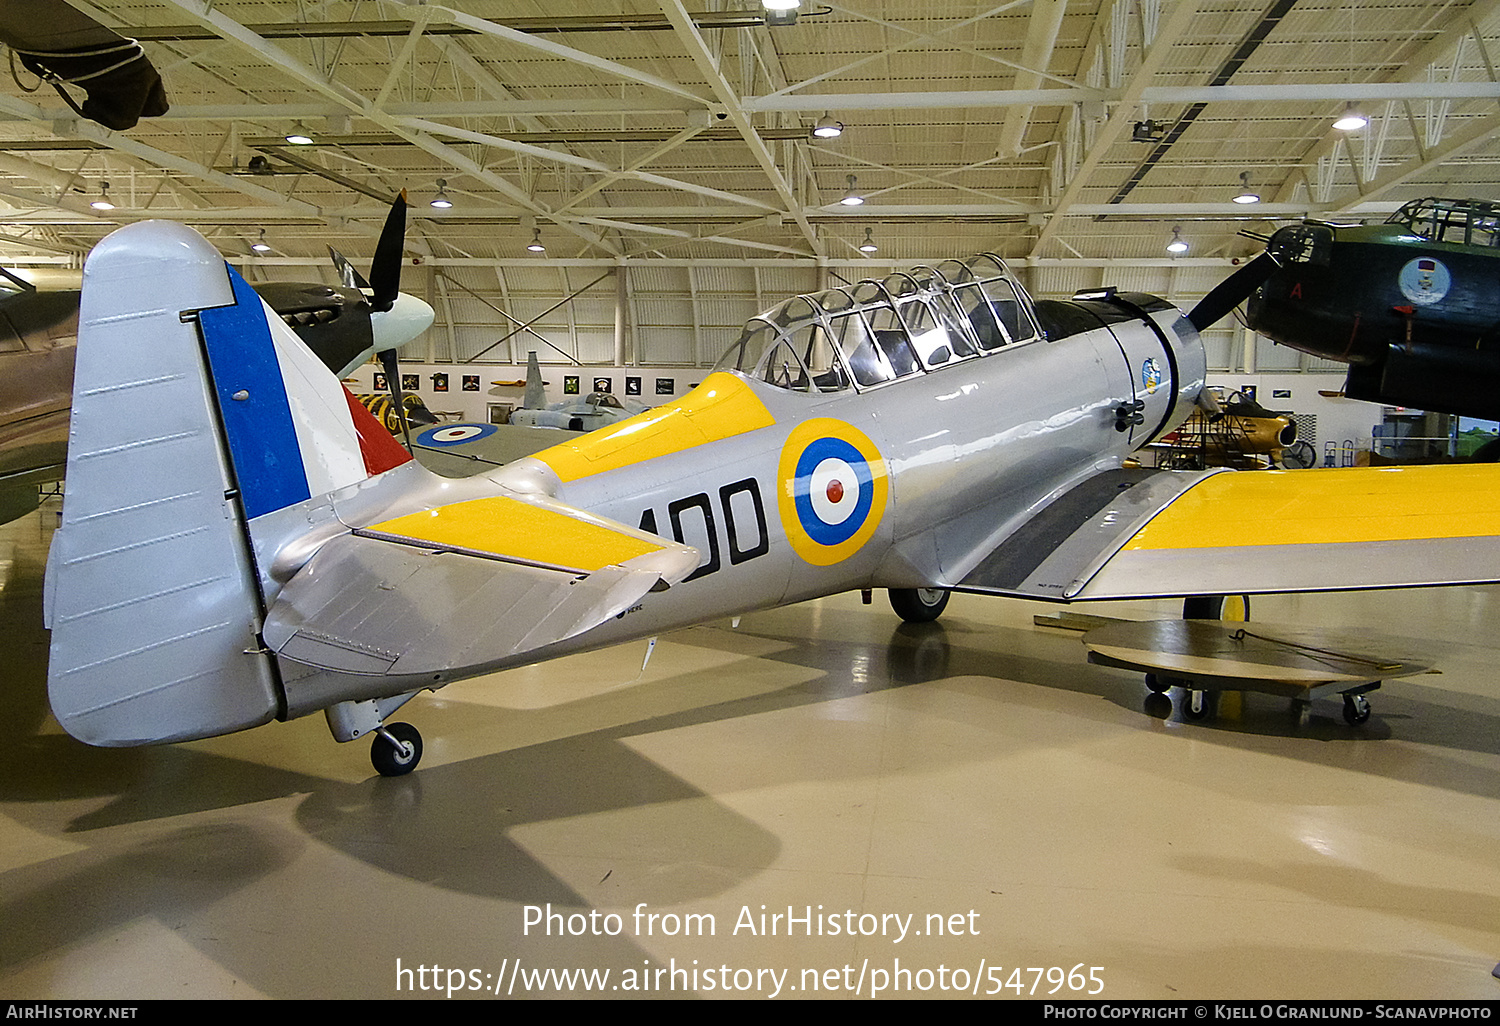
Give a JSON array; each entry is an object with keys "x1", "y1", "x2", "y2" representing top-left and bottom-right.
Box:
[
  {"x1": 1126, "y1": 464, "x2": 1500, "y2": 550},
  {"x1": 368, "y1": 496, "x2": 663, "y2": 571},
  {"x1": 532, "y1": 372, "x2": 776, "y2": 483}
]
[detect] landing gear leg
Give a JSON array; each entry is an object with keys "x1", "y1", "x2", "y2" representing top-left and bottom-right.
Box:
[{"x1": 326, "y1": 692, "x2": 426, "y2": 777}]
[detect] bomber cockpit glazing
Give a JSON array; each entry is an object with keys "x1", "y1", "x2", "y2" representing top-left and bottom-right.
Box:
[
  {"x1": 714, "y1": 254, "x2": 1040, "y2": 394},
  {"x1": 1386, "y1": 198, "x2": 1500, "y2": 248}
]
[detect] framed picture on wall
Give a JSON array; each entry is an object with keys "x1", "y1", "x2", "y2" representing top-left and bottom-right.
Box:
[{"x1": 564, "y1": 375, "x2": 580, "y2": 395}]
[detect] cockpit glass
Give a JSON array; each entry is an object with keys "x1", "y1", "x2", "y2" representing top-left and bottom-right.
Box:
[
  {"x1": 770, "y1": 295, "x2": 818, "y2": 330},
  {"x1": 829, "y1": 312, "x2": 895, "y2": 387},
  {"x1": 898, "y1": 299, "x2": 955, "y2": 369},
  {"x1": 934, "y1": 259, "x2": 975, "y2": 285},
  {"x1": 714, "y1": 319, "x2": 777, "y2": 373},
  {"x1": 953, "y1": 283, "x2": 1009, "y2": 350},
  {"x1": 981, "y1": 278, "x2": 1036, "y2": 343},
  {"x1": 790, "y1": 320, "x2": 849, "y2": 392},
  {"x1": 862, "y1": 305, "x2": 921, "y2": 378},
  {"x1": 761, "y1": 338, "x2": 811, "y2": 391}
]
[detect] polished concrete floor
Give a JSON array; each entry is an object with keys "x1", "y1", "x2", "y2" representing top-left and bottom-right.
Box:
[{"x1": 2, "y1": 496, "x2": 1499, "y2": 1001}]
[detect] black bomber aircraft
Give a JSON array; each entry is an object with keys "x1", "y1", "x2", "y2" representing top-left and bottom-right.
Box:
[{"x1": 1200, "y1": 197, "x2": 1500, "y2": 420}]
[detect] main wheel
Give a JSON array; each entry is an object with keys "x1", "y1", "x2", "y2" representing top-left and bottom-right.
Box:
[
  {"x1": 889, "y1": 588, "x2": 950, "y2": 623},
  {"x1": 371, "y1": 722, "x2": 423, "y2": 777}
]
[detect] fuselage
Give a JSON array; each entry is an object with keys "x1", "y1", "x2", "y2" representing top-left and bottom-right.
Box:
[{"x1": 263, "y1": 256, "x2": 1207, "y2": 716}]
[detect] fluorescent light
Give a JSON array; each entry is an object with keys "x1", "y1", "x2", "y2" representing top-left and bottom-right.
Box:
[{"x1": 762, "y1": 0, "x2": 801, "y2": 9}]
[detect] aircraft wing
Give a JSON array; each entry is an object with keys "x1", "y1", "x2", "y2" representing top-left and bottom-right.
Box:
[
  {"x1": 957, "y1": 464, "x2": 1500, "y2": 601},
  {"x1": 408, "y1": 422, "x2": 571, "y2": 478},
  {"x1": 261, "y1": 492, "x2": 699, "y2": 676}
]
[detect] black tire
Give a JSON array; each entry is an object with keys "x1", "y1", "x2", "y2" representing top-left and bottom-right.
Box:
[
  {"x1": 1182, "y1": 690, "x2": 1217, "y2": 721},
  {"x1": 889, "y1": 588, "x2": 950, "y2": 623},
  {"x1": 1342, "y1": 694, "x2": 1371, "y2": 725},
  {"x1": 1144, "y1": 672, "x2": 1172, "y2": 694},
  {"x1": 371, "y1": 722, "x2": 423, "y2": 777},
  {"x1": 1182, "y1": 594, "x2": 1250, "y2": 621}
]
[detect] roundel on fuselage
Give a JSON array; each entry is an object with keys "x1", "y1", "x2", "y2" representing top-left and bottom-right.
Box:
[{"x1": 777, "y1": 418, "x2": 888, "y2": 566}]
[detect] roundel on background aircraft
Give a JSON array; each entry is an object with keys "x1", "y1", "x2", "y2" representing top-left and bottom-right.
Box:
[
  {"x1": 777, "y1": 418, "x2": 888, "y2": 566},
  {"x1": 416, "y1": 423, "x2": 498, "y2": 446}
]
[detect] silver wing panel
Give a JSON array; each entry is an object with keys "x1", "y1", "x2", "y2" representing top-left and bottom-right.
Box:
[{"x1": 956, "y1": 467, "x2": 1220, "y2": 600}]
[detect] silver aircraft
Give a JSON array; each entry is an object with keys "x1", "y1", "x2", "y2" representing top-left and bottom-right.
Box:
[{"x1": 44, "y1": 221, "x2": 1500, "y2": 775}]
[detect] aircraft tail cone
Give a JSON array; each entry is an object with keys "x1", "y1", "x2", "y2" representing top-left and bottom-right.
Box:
[{"x1": 1187, "y1": 250, "x2": 1280, "y2": 331}]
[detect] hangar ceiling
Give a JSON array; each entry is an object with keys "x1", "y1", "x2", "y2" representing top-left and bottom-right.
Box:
[{"x1": 1, "y1": 0, "x2": 1497, "y2": 369}]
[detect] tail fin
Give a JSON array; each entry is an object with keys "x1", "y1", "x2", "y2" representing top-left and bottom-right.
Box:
[
  {"x1": 523, "y1": 350, "x2": 547, "y2": 410},
  {"x1": 46, "y1": 221, "x2": 404, "y2": 746}
]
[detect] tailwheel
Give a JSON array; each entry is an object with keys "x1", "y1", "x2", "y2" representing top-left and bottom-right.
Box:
[
  {"x1": 1342, "y1": 693, "x2": 1372, "y2": 726},
  {"x1": 889, "y1": 588, "x2": 950, "y2": 623},
  {"x1": 371, "y1": 722, "x2": 423, "y2": 777}
]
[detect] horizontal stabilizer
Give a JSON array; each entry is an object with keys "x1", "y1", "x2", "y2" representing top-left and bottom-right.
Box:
[{"x1": 262, "y1": 494, "x2": 699, "y2": 677}]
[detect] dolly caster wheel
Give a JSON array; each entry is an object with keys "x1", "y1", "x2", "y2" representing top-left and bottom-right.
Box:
[
  {"x1": 1182, "y1": 689, "x2": 1216, "y2": 721},
  {"x1": 1342, "y1": 694, "x2": 1371, "y2": 726},
  {"x1": 371, "y1": 722, "x2": 423, "y2": 777}
]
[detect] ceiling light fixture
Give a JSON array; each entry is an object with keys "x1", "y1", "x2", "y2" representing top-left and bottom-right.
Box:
[
  {"x1": 1166, "y1": 226, "x2": 1189, "y2": 254},
  {"x1": 527, "y1": 228, "x2": 546, "y2": 253},
  {"x1": 761, "y1": 0, "x2": 801, "y2": 24},
  {"x1": 858, "y1": 227, "x2": 878, "y2": 253},
  {"x1": 89, "y1": 181, "x2": 114, "y2": 211},
  {"x1": 812, "y1": 113, "x2": 843, "y2": 139},
  {"x1": 251, "y1": 229, "x2": 271, "y2": 253},
  {"x1": 1232, "y1": 171, "x2": 1261, "y2": 205},
  {"x1": 285, "y1": 121, "x2": 314, "y2": 145},
  {"x1": 1332, "y1": 103, "x2": 1368, "y2": 131},
  {"x1": 839, "y1": 174, "x2": 864, "y2": 206},
  {"x1": 430, "y1": 179, "x2": 453, "y2": 209}
]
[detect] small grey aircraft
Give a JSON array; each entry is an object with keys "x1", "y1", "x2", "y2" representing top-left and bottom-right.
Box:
[
  {"x1": 44, "y1": 221, "x2": 1500, "y2": 776},
  {"x1": 506, "y1": 350, "x2": 650, "y2": 432}
]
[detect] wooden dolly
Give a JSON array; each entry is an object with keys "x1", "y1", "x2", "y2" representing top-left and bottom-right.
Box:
[{"x1": 1037, "y1": 613, "x2": 1433, "y2": 725}]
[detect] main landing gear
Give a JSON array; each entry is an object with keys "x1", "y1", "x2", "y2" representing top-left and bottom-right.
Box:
[
  {"x1": 889, "y1": 588, "x2": 951, "y2": 623},
  {"x1": 328, "y1": 693, "x2": 427, "y2": 777},
  {"x1": 370, "y1": 722, "x2": 423, "y2": 777}
]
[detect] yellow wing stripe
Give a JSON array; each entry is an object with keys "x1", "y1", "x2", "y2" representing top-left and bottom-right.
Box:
[
  {"x1": 368, "y1": 496, "x2": 663, "y2": 572},
  {"x1": 1125, "y1": 464, "x2": 1500, "y2": 551},
  {"x1": 532, "y1": 372, "x2": 775, "y2": 483}
]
